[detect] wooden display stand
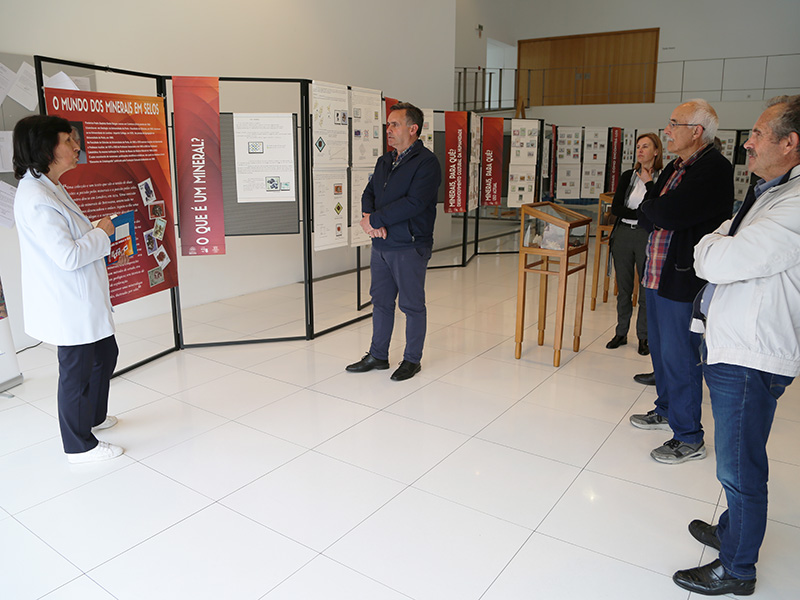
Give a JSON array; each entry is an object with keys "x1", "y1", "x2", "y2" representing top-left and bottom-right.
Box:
[
  {"x1": 590, "y1": 193, "x2": 615, "y2": 310},
  {"x1": 514, "y1": 202, "x2": 591, "y2": 367},
  {"x1": 590, "y1": 193, "x2": 638, "y2": 311}
]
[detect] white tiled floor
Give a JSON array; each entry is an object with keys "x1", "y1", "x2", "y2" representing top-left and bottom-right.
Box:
[{"x1": 3, "y1": 242, "x2": 800, "y2": 599}]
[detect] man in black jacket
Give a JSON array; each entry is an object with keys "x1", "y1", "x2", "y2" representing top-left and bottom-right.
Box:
[
  {"x1": 346, "y1": 103, "x2": 441, "y2": 381},
  {"x1": 629, "y1": 99, "x2": 733, "y2": 463}
]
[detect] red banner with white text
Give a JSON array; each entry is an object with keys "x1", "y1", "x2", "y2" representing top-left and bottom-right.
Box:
[
  {"x1": 444, "y1": 111, "x2": 468, "y2": 213},
  {"x1": 173, "y1": 76, "x2": 226, "y2": 256},
  {"x1": 45, "y1": 88, "x2": 178, "y2": 306},
  {"x1": 481, "y1": 117, "x2": 503, "y2": 206}
]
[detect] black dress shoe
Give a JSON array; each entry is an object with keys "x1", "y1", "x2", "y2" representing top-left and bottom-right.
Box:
[
  {"x1": 346, "y1": 353, "x2": 390, "y2": 373},
  {"x1": 689, "y1": 519, "x2": 721, "y2": 551},
  {"x1": 638, "y1": 339, "x2": 650, "y2": 355},
  {"x1": 390, "y1": 360, "x2": 421, "y2": 381},
  {"x1": 605, "y1": 335, "x2": 627, "y2": 349},
  {"x1": 633, "y1": 371, "x2": 656, "y2": 385},
  {"x1": 673, "y1": 559, "x2": 755, "y2": 596}
]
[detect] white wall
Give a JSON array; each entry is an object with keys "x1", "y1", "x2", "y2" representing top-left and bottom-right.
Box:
[{"x1": 0, "y1": 0, "x2": 457, "y2": 349}]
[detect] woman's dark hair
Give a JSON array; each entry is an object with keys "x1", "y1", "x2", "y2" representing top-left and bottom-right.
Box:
[{"x1": 13, "y1": 115, "x2": 72, "y2": 180}]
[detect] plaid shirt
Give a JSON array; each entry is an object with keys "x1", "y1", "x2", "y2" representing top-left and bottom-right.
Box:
[
  {"x1": 642, "y1": 144, "x2": 712, "y2": 290},
  {"x1": 391, "y1": 140, "x2": 418, "y2": 171}
]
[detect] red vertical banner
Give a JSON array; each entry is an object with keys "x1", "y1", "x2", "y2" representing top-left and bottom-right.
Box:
[
  {"x1": 481, "y1": 117, "x2": 503, "y2": 206},
  {"x1": 45, "y1": 88, "x2": 178, "y2": 305},
  {"x1": 444, "y1": 111, "x2": 467, "y2": 213},
  {"x1": 173, "y1": 76, "x2": 226, "y2": 256},
  {"x1": 608, "y1": 127, "x2": 623, "y2": 193}
]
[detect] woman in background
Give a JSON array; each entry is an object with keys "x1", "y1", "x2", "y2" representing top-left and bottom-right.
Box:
[
  {"x1": 606, "y1": 132, "x2": 663, "y2": 356},
  {"x1": 14, "y1": 115, "x2": 124, "y2": 463}
]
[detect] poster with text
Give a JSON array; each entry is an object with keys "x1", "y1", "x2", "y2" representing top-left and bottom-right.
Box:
[
  {"x1": 173, "y1": 76, "x2": 226, "y2": 256},
  {"x1": 312, "y1": 81, "x2": 349, "y2": 167},
  {"x1": 444, "y1": 111, "x2": 467, "y2": 213},
  {"x1": 510, "y1": 119, "x2": 540, "y2": 165},
  {"x1": 468, "y1": 161, "x2": 480, "y2": 212},
  {"x1": 350, "y1": 168, "x2": 373, "y2": 247},
  {"x1": 420, "y1": 108, "x2": 435, "y2": 155},
  {"x1": 384, "y1": 96, "x2": 398, "y2": 152},
  {"x1": 313, "y1": 168, "x2": 348, "y2": 251},
  {"x1": 350, "y1": 87, "x2": 383, "y2": 167},
  {"x1": 469, "y1": 112, "x2": 482, "y2": 164},
  {"x1": 233, "y1": 113, "x2": 296, "y2": 203},
  {"x1": 481, "y1": 117, "x2": 503, "y2": 206},
  {"x1": 45, "y1": 88, "x2": 177, "y2": 305}
]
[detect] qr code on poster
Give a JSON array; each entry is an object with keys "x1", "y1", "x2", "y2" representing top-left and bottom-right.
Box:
[
  {"x1": 266, "y1": 176, "x2": 281, "y2": 191},
  {"x1": 248, "y1": 141, "x2": 264, "y2": 154}
]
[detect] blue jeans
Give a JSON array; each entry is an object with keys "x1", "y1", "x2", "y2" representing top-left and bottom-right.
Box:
[
  {"x1": 645, "y1": 289, "x2": 703, "y2": 443},
  {"x1": 703, "y1": 351, "x2": 793, "y2": 579},
  {"x1": 369, "y1": 245, "x2": 431, "y2": 364}
]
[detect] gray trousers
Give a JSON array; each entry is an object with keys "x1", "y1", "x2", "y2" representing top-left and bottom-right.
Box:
[{"x1": 609, "y1": 224, "x2": 649, "y2": 340}]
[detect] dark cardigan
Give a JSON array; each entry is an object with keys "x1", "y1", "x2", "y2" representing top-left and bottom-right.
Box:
[{"x1": 638, "y1": 145, "x2": 734, "y2": 302}]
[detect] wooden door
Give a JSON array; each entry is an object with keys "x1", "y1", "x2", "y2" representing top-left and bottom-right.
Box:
[{"x1": 517, "y1": 28, "x2": 659, "y2": 107}]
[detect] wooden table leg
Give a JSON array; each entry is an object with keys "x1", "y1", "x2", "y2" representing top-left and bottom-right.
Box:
[
  {"x1": 553, "y1": 254, "x2": 568, "y2": 367},
  {"x1": 514, "y1": 251, "x2": 528, "y2": 360},
  {"x1": 573, "y1": 256, "x2": 587, "y2": 352},
  {"x1": 538, "y1": 257, "x2": 548, "y2": 346},
  {"x1": 590, "y1": 228, "x2": 602, "y2": 311}
]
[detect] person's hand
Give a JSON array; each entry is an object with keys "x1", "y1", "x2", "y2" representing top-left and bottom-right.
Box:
[
  {"x1": 638, "y1": 167, "x2": 653, "y2": 184},
  {"x1": 115, "y1": 253, "x2": 131, "y2": 266},
  {"x1": 95, "y1": 216, "x2": 114, "y2": 236},
  {"x1": 371, "y1": 227, "x2": 387, "y2": 239}
]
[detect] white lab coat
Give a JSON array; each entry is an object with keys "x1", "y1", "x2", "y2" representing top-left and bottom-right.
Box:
[{"x1": 14, "y1": 171, "x2": 114, "y2": 346}]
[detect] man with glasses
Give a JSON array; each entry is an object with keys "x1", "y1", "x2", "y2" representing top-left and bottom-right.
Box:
[
  {"x1": 629, "y1": 99, "x2": 733, "y2": 464},
  {"x1": 672, "y1": 95, "x2": 800, "y2": 596}
]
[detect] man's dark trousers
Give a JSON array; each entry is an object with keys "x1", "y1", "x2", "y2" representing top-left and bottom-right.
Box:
[{"x1": 369, "y1": 245, "x2": 431, "y2": 364}]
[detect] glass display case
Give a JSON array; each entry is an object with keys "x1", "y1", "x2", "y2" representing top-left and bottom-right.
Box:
[{"x1": 515, "y1": 202, "x2": 592, "y2": 367}]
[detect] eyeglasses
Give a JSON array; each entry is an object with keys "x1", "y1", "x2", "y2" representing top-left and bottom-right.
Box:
[{"x1": 666, "y1": 121, "x2": 703, "y2": 130}]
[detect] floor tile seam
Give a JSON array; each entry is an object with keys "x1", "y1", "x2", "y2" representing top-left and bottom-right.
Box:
[
  {"x1": 405, "y1": 484, "x2": 539, "y2": 533},
  {"x1": 0, "y1": 431, "x2": 61, "y2": 460},
  {"x1": 550, "y1": 367, "x2": 647, "y2": 391},
  {"x1": 9, "y1": 489, "x2": 209, "y2": 583},
  {"x1": 472, "y1": 349, "x2": 559, "y2": 375},
  {"x1": 270, "y1": 554, "x2": 417, "y2": 600},
  {"x1": 530, "y1": 531, "x2": 685, "y2": 581},
  {"x1": 211, "y1": 447, "x2": 316, "y2": 504},
  {"x1": 79, "y1": 500, "x2": 221, "y2": 577},
  {"x1": 7, "y1": 460, "x2": 140, "y2": 518},
  {"x1": 514, "y1": 384, "x2": 645, "y2": 425},
  {"x1": 473, "y1": 530, "x2": 537, "y2": 600},
  {"x1": 767, "y1": 456, "x2": 800, "y2": 469},
  {"x1": 580, "y1": 467, "x2": 724, "y2": 507},
  {"x1": 33, "y1": 573, "x2": 115, "y2": 600}
]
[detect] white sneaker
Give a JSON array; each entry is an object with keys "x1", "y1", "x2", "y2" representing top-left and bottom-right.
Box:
[
  {"x1": 92, "y1": 416, "x2": 118, "y2": 431},
  {"x1": 67, "y1": 441, "x2": 124, "y2": 464}
]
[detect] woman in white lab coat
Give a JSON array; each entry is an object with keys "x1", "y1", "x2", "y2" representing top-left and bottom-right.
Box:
[{"x1": 13, "y1": 115, "x2": 125, "y2": 463}]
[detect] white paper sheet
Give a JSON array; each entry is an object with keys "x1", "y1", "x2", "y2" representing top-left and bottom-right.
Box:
[
  {"x1": 0, "y1": 131, "x2": 14, "y2": 173},
  {"x1": 0, "y1": 62, "x2": 16, "y2": 104},
  {"x1": 8, "y1": 62, "x2": 39, "y2": 111},
  {"x1": 0, "y1": 181, "x2": 17, "y2": 228},
  {"x1": 44, "y1": 71, "x2": 79, "y2": 91}
]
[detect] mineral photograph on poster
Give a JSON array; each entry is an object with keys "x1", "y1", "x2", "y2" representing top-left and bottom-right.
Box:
[
  {"x1": 349, "y1": 87, "x2": 383, "y2": 168},
  {"x1": 233, "y1": 113, "x2": 296, "y2": 203},
  {"x1": 312, "y1": 81, "x2": 349, "y2": 166}
]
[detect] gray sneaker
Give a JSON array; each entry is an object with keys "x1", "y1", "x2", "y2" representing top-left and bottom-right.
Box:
[
  {"x1": 651, "y1": 439, "x2": 706, "y2": 464},
  {"x1": 630, "y1": 409, "x2": 670, "y2": 430}
]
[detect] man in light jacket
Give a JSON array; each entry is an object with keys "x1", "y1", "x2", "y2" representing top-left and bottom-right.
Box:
[{"x1": 673, "y1": 95, "x2": 800, "y2": 596}]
